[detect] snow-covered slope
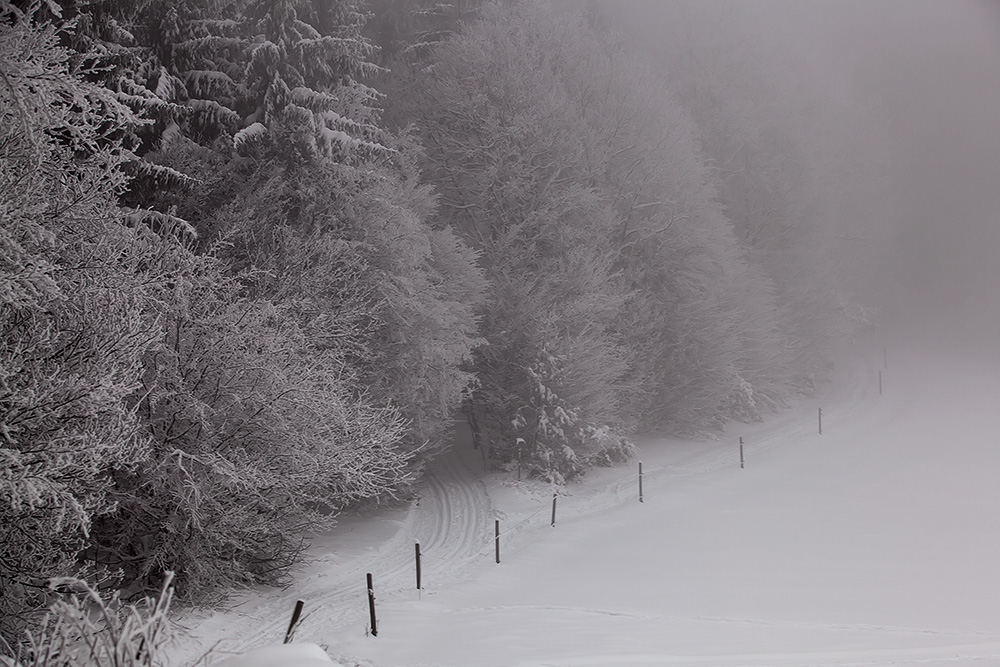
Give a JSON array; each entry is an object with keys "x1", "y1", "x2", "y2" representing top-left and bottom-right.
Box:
[
  {"x1": 213, "y1": 643, "x2": 338, "y2": 667},
  {"x1": 170, "y1": 345, "x2": 1000, "y2": 667}
]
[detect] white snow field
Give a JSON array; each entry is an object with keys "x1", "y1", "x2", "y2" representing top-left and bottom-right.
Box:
[{"x1": 168, "y1": 344, "x2": 1000, "y2": 667}]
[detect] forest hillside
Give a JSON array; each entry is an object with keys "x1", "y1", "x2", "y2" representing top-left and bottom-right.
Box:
[{"x1": 0, "y1": 0, "x2": 891, "y2": 654}]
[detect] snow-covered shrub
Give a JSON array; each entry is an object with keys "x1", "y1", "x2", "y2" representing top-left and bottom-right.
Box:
[
  {"x1": 581, "y1": 425, "x2": 638, "y2": 468},
  {"x1": 0, "y1": 7, "x2": 164, "y2": 643},
  {"x1": 721, "y1": 371, "x2": 762, "y2": 423},
  {"x1": 87, "y1": 243, "x2": 415, "y2": 600}
]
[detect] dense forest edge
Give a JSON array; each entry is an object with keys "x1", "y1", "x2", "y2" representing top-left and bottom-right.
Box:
[{"x1": 0, "y1": 0, "x2": 892, "y2": 658}]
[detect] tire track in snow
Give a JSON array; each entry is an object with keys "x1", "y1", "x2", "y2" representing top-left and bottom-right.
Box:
[
  {"x1": 170, "y1": 438, "x2": 493, "y2": 662},
  {"x1": 213, "y1": 503, "x2": 418, "y2": 654},
  {"x1": 422, "y1": 459, "x2": 451, "y2": 553},
  {"x1": 419, "y1": 443, "x2": 493, "y2": 584},
  {"x1": 290, "y1": 442, "x2": 493, "y2": 641}
]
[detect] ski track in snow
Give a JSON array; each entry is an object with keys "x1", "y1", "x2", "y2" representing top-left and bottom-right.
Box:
[
  {"x1": 200, "y1": 499, "x2": 419, "y2": 655},
  {"x1": 283, "y1": 444, "x2": 492, "y2": 642},
  {"x1": 418, "y1": 445, "x2": 494, "y2": 584}
]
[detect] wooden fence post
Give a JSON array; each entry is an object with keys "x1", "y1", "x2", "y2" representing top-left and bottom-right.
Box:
[
  {"x1": 739, "y1": 437, "x2": 744, "y2": 469},
  {"x1": 495, "y1": 519, "x2": 500, "y2": 564},
  {"x1": 818, "y1": 407, "x2": 823, "y2": 435},
  {"x1": 283, "y1": 600, "x2": 304, "y2": 644},
  {"x1": 414, "y1": 542, "x2": 421, "y2": 590},
  {"x1": 367, "y1": 573, "x2": 377, "y2": 637},
  {"x1": 551, "y1": 493, "x2": 557, "y2": 527},
  {"x1": 516, "y1": 438, "x2": 524, "y2": 481},
  {"x1": 638, "y1": 461, "x2": 644, "y2": 503}
]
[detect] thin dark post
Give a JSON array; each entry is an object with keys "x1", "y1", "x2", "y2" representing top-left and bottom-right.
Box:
[
  {"x1": 818, "y1": 407, "x2": 823, "y2": 435},
  {"x1": 283, "y1": 600, "x2": 304, "y2": 644},
  {"x1": 517, "y1": 438, "x2": 523, "y2": 482},
  {"x1": 414, "y1": 542, "x2": 421, "y2": 590},
  {"x1": 366, "y1": 573, "x2": 377, "y2": 637},
  {"x1": 495, "y1": 519, "x2": 500, "y2": 564},
  {"x1": 879, "y1": 370, "x2": 883, "y2": 396},
  {"x1": 638, "y1": 461, "x2": 644, "y2": 503},
  {"x1": 739, "y1": 437, "x2": 744, "y2": 469},
  {"x1": 551, "y1": 493, "x2": 557, "y2": 527}
]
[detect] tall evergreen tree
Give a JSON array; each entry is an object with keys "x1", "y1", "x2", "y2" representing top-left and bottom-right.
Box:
[{"x1": 230, "y1": 0, "x2": 386, "y2": 161}]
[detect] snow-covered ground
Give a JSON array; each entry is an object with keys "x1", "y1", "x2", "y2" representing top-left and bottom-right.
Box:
[{"x1": 169, "y1": 344, "x2": 1000, "y2": 667}]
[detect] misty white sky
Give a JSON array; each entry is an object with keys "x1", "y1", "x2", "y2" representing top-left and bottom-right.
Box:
[
  {"x1": 607, "y1": 0, "x2": 1000, "y2": 353},
  {"x1": 816, "y1": 0, "x2": 1000, "y2": 349}
]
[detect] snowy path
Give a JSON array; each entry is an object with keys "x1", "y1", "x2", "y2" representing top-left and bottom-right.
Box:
[
  {"x1": 418, "y1": 439, "x2": 495, "y2": 580},
  {"x1": 168, "y1": 429, "x2": 494, "y2": 664}
]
